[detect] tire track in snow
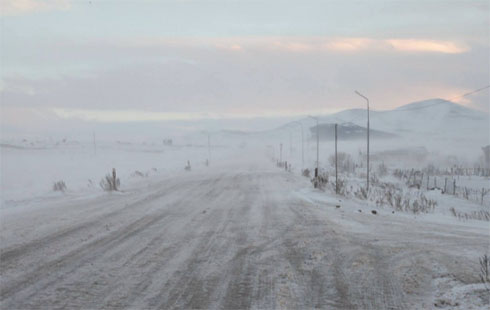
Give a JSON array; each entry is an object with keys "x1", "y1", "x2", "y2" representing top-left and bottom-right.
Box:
[{"x1": 0, "y1": 175, "x2": 225, "y2": 308}]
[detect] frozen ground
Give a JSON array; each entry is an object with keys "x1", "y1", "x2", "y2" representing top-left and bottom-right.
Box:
[
  {"x1": 0, "y1": 140, "x2": 234, "y2": 204},
  {"x1": 1, "y1": 154, "x2": 488, "y2": 309}
]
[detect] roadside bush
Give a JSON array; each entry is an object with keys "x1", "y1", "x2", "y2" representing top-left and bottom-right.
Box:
[
  {"x1": 449, "y1": 208, "x2": 490, "y2": 221},
  {"x1": 377, "y1": 162, "x2": 388, "y2": 177},
  {"x1": 312, "y1": 173, "x2": 328, "y2": 189},
  {"x1": 370, "y1": 183, "x2": 436, "y2": 214},
  {"x1": 53, "y1": 180, "x2": 67, "y2": 192},
  {"x1": 355, "y1": 186, "x2": 368, "y2": 200},
  {"x1": 131, "y1": 170, "x2": 147, "y2": 178},
  {"x1": 100, "y1": 169, "x2": 120, "y2": 191},
  {"x1": 333, "y1": 178, "x2": 347, "y2": 196},
  {"x1": 302, "y1": 169, "x2": 310, "y2": 178},
  {"x1": 480, "y1": 254, "x2": 489, "y2": 290},
  {"x1": 185, "y1": 160, "x2": 191, "y2": 171},
  {"x1": 328, "y1": 152, "x2": 355, "y2": 174}
]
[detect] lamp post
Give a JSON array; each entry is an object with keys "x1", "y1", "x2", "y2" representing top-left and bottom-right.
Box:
[
  {"x1": 355, "y1": 90, "x2": 370, "y2": 191},
  {"x1": 308, "y1": 115, "x2": 319, "y2": 177}
]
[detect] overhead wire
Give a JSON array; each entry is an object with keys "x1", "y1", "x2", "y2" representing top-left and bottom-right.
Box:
[{"x1": 334, "y1": 84, "x2": 490, "y2": 124}]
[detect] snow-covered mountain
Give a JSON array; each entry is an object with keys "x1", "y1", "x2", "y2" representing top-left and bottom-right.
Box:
[{"x1": 302, "y1": 99, "x2": 489, "y2": 141}]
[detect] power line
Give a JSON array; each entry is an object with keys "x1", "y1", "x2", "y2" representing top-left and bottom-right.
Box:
[
  {"x1": 307, "y1": 84, "x2": 489, "y2": 127},
  {"x1": 446, "y1": 85, "x2": 490, "y2": 102},
  {"x1": 338, "y1": 84, "x2": 490, "y2": 124},
  {"x1": 390, "y1": 85, "x2": 490, "y2": 112}
]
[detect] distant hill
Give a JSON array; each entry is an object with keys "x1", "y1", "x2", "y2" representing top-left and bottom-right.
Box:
[
  {"x1": 294, "y1": 98, "x2": 489, "y2": 141},
  {"x1": 217, "y1": 99, "x2": 488, "y2": 144},
  {"x1": 321, "y1": 99, "x2": 490, "y2": 135}
]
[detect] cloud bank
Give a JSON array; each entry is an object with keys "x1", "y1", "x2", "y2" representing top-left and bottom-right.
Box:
[{"x1": 0, "y1": 0, "x2": 70, "y2": 16}]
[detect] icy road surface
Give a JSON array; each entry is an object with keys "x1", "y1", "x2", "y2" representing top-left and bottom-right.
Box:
[{"x1": 1, "y1": 162, "x2": 488, "y2": 309}]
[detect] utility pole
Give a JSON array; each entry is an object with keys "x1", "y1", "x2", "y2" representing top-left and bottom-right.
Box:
[
  {"x1": 279, "y1": 143, "x2": 283, "y2": 163},
  {"x1": 335, "y1": 123, "x2": 338, "y2": 194},
  {"x1": 355, "y1": 91, "x2": 370, "y2": 192},
  {"x1": 308, "y1": 116, "x2": 319, "y2": 177}
]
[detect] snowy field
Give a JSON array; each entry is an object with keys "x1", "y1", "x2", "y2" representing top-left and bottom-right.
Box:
[
  {"x1": 1, "y1": 139, "x2": 236, "y2": 205},
  {"x1": 1, "y1": 136, "x2": 489, "y2": 309}
]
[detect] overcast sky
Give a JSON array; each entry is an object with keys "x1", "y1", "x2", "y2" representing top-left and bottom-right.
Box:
[{"x1": 1, "y1": 0, "x2": 489, "y2": 129}]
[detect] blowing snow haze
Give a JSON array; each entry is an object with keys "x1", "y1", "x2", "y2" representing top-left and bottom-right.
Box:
[{"x1": 1, "y1": 1, "x2": 490, "y2": 309}]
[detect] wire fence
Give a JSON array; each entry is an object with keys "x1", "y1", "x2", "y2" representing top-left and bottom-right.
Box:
[{"x1": 393, "y1": 168, "x2": 490, "y2": 206}]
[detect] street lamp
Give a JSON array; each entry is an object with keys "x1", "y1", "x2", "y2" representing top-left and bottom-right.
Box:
[
  {"x1": 355, "y1": 90, "x2": 370, "y2": 191},
  {"x1": 308, "y1": 115, "x2": 319, "y2": 176}
]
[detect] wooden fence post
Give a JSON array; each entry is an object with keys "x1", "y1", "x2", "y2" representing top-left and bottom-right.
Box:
[{"x1": 112, "y1": 168, "x2": 117, "y2": 191}]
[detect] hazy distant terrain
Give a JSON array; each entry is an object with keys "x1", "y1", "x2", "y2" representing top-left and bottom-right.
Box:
[
  {"x1": 1, "y1": 156, "x2": 488, "y2": 309},
  {"x1": 319, "y1": 99, "x2": 489, "y2": 140},
  {"x1": 1, "y1": 98, "x2": 489, "y2": 309},
  {"x1": 1, "y1": 1, "x2": 489, "y2": 309}
]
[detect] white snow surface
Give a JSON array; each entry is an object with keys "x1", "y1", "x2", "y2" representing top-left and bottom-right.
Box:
[{"x1": 1, "y1": 153, "x2": 488, "y2": 309}]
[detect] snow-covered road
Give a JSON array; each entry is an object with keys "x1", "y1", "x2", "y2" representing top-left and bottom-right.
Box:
[{"x1": 1, "y1": 161, "x2": 488, "y2": 309}]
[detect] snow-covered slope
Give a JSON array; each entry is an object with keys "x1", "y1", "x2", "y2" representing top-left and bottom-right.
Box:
[{"x1": 319, "y1": 99, "x2": 489, "y2": 139}]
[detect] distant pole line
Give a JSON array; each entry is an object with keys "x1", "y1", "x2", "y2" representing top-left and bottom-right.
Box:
[
  {"x1": 355, "y1": 90, "x2": 370, "y2": 192},
  {"x1": 446, "y1": 85, "x2": 490, "y2": 102},
  {"x1": 335, "y1": 123, "x2": 338, "y2": 195}
]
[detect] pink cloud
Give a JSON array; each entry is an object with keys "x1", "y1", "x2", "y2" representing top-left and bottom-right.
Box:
[
  {"x1": 386, "y1": 39, "x2": 469, "y2": 54},
  {"x1": 1, "y1": 0, "x2": 70, "y2": 16}
]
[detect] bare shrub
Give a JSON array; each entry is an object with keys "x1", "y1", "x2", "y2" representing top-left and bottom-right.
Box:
[
  {"x1": 381, "y1": 188, "x2": 403, "y2": 211},
  {"x1": 450, "y1": 208, "x2": 490, "y2": 221},
  {"x1": 400, "y1": 193, "x2": 436, "y2": 214},
  {"x1": 450, "y1": 207, "x2": 457, "y2": 217},
  {"x1": 100, "y1": 169, "x2": 120, "y2": 191},
  {"x1": 335, "y1": 178, "x2": 347, "y2": 195},
  {"x1": 131, "y1": 170, "x2": 146, "y2": 178},
  {"x1": 355, "y1": 186, "x2": 368, "y2": 200},
  {"x1": 377, "y1": 162, "x2": 388, "y2": 177},
  {"x1": 53, "y1": 181, "x2": 67, "y2": 192},
  {"x1": 312, "y1": 173, "x2": 328, "y2": 189},
  {"x1": 369, "y1": 183, "x2": 436, "y2": 214},
  {"x1": 370, "y1": 173, "x2": 380, "y2": 186},
  {"x1": 480, "y1": 254, "x2": 490, "y2": 290},
  {"x1": 302, "y1": 169, "x2": 310, "y2": 178},
  {"x1": 328, "y1": 152, "x2": 355, "y2": 173}
]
